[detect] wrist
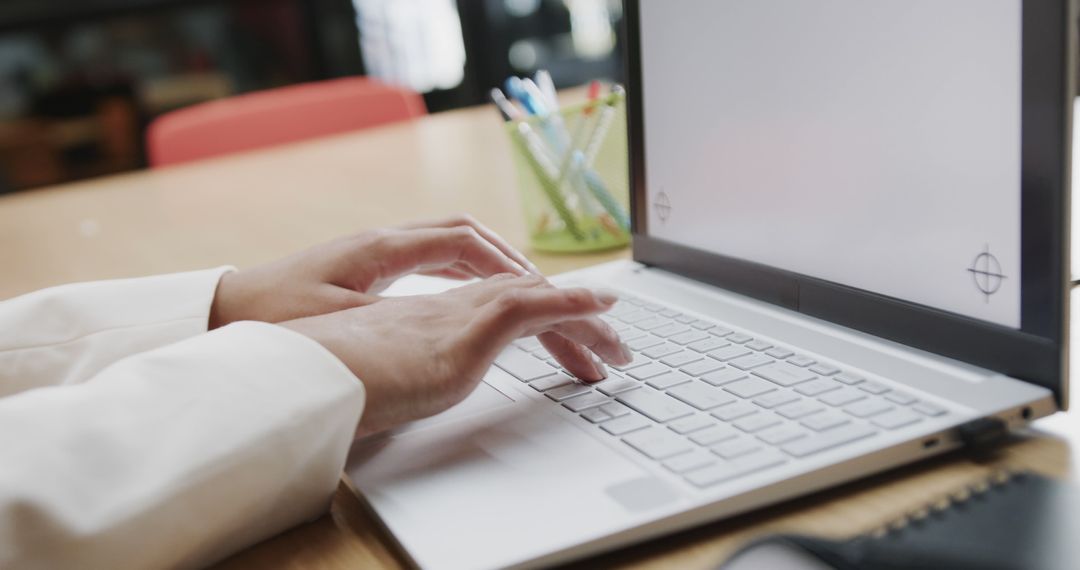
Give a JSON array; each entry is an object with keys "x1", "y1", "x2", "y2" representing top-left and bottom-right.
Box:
[{"x1": 209, "y1": 270, "x2": 242, "y2": 329}]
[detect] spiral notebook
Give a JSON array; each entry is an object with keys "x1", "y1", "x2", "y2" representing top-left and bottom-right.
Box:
[{"x1": 721, "y1": 471, "x2": 1080, "y2": 570}]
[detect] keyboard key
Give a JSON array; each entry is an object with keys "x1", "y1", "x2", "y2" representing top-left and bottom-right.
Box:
[
  {"x1": 661, "y1": 351, "x2": 704, "y2": 367},
  {"x1": 753, "y1": 362, "x2": 817, "y2": 387},
  {"x1": 600, "y1": 402, "x2": 632, "y2": 418},
  {"x1": 646, "y1": 371, "x2": 694, "y2": 390},
  {"x1": 546, "y1": 384, "x2": 593, "y2": 402},
  {"x1": 627, "y1": 335, "x2": 664, "y2": 351},
  {"x1": 745, "y1": 340, "x2": 773, "y2": 351},
  {"x1": 580, "y1": 408, "x2": 611, "y2": 423},
  {"x1": 680, "y1": 359, "x2": 725, "y2": 377},
  {"x1": 724, "y1": 377, "x2": 777, "y2": 399},
  {"x1": 495, "y1": 348, "x2": 557, "y2": 381},
  {"x1": 671, "y1": 330, "x2": 710, "y2": 345},
  {"x1": 809, "y1": 363, "x2": 840, "y2": 376},
  {"x1": 794, "y1": 379, "x2": 841, "y2": 396},
  {"x1": 684, "y1": 450, "x2": 786, "y2": 487},
  {"x1": 594, "y1": 377, "x2": 641, "y2": 396},
  {"x1": 913, "y1": 402, "x2": 948, "y2": 417},
  {"x1": 668, "y1": 383, "x2": 737, "y2": 410},
  {"x1": 668, "y1": 414, "x2": 715, "y2": 434},
  {"x1": 690, "y1": 319, "x2": 715, "y2": 330},
  {"x1": 801, "y1": 412, "x2": 852, "y2": 432},
  {"x1": 618, "y1": 310, "x2": 652, "y2": 324},
  {"x1": 782, "y1": 424, "x2": 877, "y2": 457},
  {"x1": 765, "y1": 346, "x2": 795, "y2": 359},
  {"x1": 819, "y1": 388, "x2": 867, "y2": 407},
  {"x1": 786, "y1": 355, "x2": 816, "y2": 367},
  {"x1": 834, "y1": 372, "x2": 864, "y2": 385},
  {"x1": 709, "y1": 345, "x2": 753, "y2": 361},
  {"x1": 530, "y1": 372, "x2": 576, "y2": 391},
  {"x1": 729, "y1": 354, "x2": 774, "y2": 370},
  {"x1": 872, "y1": 408, "x2": 923, "y2": 429},
  {"x1": 775, "y1": 399, "x2": 825, "y2": 419},
  {"x1": 843, "y1": 399, "x2": 894, "y2": 418},
  {"x1": 702, "y1": 368, "x2": 748, "y2": 386},
  {"x1": 709, "y1": 327, "x2": 734, "y2": 337},
  {"x1": 711, "y1": 437, "x2": 762, "y2": 459},
  {"x1": 688, "y1": 337, "x2": 729, "y2": 352},
  {"x1": 641, "y1": 302, "x2": 664, "y2": 312},
  {"x1": 635, "y1": 317, "x2": 668, "y2": 331},
  {"x1": 689, "y1": 424, "x2": 740, "y2": 445},
  {"x1": 733, "y1": 412, "x2": 782, "y2": 433},
  {"x1": 643, "y1": 344, "x2": 682, "y2": 359},
  {"x1": 628, "y1": 362, "x2": 671, "y2": 380},
  {"x1": 726, "y1": 333, "x2": 753, "y2": 344},
  {"x1": 652, "y1": 323, "x2": 690, "y2": 338},
  {"x1": 659, "y1": 308, "x2": 680, "y2": 318},
  {"x1": 711, "y1": 402, "x2": 759, "y2": 421},
  {"x1": 532, "y1": 347, "x2": 553, "y2": 359},
  {"x1": 675, "y1": 314, "x2": 697, "y2": 324},
  {"x1": 514, "y1": 337, "x2": 543, "y2": 352},
  {"x1": 663, "y1": 451, "x2": 716, "y2": 474},
  {"x1": 622, "y1": 427, "x2": 694, "y2": 460},
  {"x1": 601, "y1": 414, "x2": 651, "y2": 435},
  {"x1": 616, "y1": 390, "x2": 695, "y2": 422},
  {"x1": 612, "y1": 353, "x2": 648, "y2": 371},
  {"x1": 858, "y1": 381, "x2": 890, "y2": 395},
  {"x1": 563, "y1": 392, "x2": 610, "y2": 412},
  {"x1": 757, "y1": 424, "x2": 809, "y2": 445},
  {"x1": 753, "y1": 391, "x2": 800, "y2": 409},
  {"x1": 885, "y1": 391, "x2": 918, "y2": 405}
]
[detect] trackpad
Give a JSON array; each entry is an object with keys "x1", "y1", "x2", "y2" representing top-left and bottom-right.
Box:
[
  {"x1": 393, "y1": 381, "x2": 514, "y2": 435},
  {"x1": 606, "y1": 477, "x2": 681, "y2": 512}
]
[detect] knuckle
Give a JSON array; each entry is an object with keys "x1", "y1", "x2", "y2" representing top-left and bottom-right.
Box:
[
  {"x1": 452, "y1": 212, "x2": 477, "y2": 226},
  {"x1": 517, "y1": 274, "x2": 547, "y2": 288},
  {"x1": 494, "y1": 290, "x2": 525, "y2": 315},
  {"x1": 562, "y1": 288, "x2": 593, "y2": 308},
  {"x1": 451, "y1": 225, "x2": 480, "y2": 243}
]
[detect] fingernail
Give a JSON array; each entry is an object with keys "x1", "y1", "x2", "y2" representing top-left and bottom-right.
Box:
[
  {"x1": 594, "y1": 288, "x2": 620, "y2": 306},
  {"x1": 619, "y1": 342, "x2": 634, "y2": 364},
  {"x1": 592, "y1": 356, "x2": 609, "y2": 380}
]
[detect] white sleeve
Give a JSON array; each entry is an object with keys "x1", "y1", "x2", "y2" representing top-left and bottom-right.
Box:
[
  {"x1": 0, "y1": 268, "x2": 233, "y2": 398},
  {"x1": 0, "y1": 322, "x2": 365, "y2": 570}
]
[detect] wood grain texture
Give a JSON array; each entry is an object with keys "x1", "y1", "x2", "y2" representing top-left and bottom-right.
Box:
[{"x1": 1, "y1": 95, "x2": 1075, "y2": 570}]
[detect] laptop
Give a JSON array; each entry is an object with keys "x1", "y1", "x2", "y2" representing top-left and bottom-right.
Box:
[{"x1": 345, "y1": 1, "x2": 1074, "y2": 568}]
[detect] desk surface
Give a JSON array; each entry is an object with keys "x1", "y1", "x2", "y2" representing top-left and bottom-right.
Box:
[{"x1": 1, "y1": 97, "x2": 1076, "y2": 569}]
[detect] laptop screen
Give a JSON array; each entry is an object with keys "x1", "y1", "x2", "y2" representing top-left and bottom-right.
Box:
[{"x1": 638, "y1": 0, "x2": 1023, "y2": 328}]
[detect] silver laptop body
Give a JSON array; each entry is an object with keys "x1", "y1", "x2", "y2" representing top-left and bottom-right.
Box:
[{"x1": 346, "y1": 1, "x2": 1074, "y2": 568}]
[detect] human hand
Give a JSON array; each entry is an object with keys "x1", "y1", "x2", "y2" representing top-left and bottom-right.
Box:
[
  {"x1": 280, "y1": 274, "x2": 633, "y2": 436},
  {"x1": 209, "y1": 215, "x2": 539, "y2": 328}
]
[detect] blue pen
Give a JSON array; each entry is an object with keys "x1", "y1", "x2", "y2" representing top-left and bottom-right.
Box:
[{"x1": 504, "y1": 77, "x2": 541, "y2": 115}]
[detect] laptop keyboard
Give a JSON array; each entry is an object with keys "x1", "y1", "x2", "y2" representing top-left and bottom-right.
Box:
[{"x1": 494, "y1": 293, "x2": 950, "y2": 489}]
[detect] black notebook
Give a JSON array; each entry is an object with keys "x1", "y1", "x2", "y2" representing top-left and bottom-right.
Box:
[{"x1": 721, "y1": 471, "x2": 1080, "y2": 570}]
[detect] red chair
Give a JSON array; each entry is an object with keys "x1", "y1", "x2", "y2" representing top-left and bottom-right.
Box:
[{"x1": 147, "y1": 77, "x2": 427, "y2": 167}]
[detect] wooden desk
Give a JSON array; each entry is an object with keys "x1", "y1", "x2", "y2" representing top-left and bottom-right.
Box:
[{"x1": 1, "y1": 99, "x2": 1076, "y2": 569}]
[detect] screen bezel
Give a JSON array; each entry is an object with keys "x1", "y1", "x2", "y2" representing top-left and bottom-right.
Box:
[{"x1": 624, "y1": 0, "x2": 1073, "y2": 406}]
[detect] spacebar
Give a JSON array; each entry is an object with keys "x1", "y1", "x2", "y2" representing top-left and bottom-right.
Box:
[{"x1": 494, "y1": 348, "x2": 557, "y2": 381}]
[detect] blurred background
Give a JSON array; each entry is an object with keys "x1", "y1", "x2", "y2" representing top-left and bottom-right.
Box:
[{"x1": 0, "y1": 0, "x2": 624, "y2": 194}]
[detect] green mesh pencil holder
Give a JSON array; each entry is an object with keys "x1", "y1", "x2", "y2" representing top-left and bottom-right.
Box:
[{"x1": 506, "y1": 91, "x2": 630, "y2": 253}]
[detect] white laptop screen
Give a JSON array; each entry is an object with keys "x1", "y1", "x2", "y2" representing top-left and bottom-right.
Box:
[{"x1": 639, "y1": 0, "x2": 1023, "y2": 328}]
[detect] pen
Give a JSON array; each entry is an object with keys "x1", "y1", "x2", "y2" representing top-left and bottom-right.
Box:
[
  {"x1": 514, "y1": 122, "x2": 584, "y2": 240},
  {"x1": 534, "y1": 70, "x2": 559, "y2": 109},
  {"x1": 490, "y1": 88, "x2": 523, "y2": 122},
  {"x1": 504, "y1": 77, "x2": 541, "y2": 116},
  {"x1": 582, "y1": 85, "x2": 624, "y2": 167}
]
